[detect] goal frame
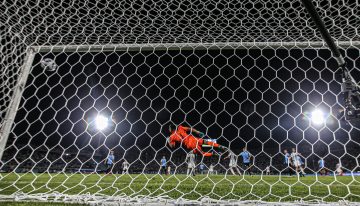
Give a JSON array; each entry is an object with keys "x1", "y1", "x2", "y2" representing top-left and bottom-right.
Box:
[
  {"x1": 0, "y1": 41, "x2": 359, "y2": 205},
  {"x1": 1, "y1": 40, "x2": 360, "y2": 162}
]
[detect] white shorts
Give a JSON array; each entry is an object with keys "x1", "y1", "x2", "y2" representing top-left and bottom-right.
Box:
[
  {"x1": 188, "y1": 163, "x2": 195, "y2": 169},
  {"x1": 293, "y1": 160, "x2": 301, "y2": 167},
  {"x1": 229, "y1": 162, "x2": 237, "y2": 167}
]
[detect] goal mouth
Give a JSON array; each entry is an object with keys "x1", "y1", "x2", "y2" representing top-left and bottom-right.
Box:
[
  {"x1": 1, "y1": 0, "x2": 360, "y2": 204},
  {"x1": 0, "y1": 43, "x2": 359, "y2": 205}
]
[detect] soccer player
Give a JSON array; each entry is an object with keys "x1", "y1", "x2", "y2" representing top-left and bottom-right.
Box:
[
  {"x1": 224, "y1": 150, "x2": 241, "y2": 175},
  {"x1": 336, "y1": 163, "x2": 344, "y2": 176},
  {"x1": 186, "y1": 151, "x2": 196, "y2": 176},
  {"x1": 290, "y1": 148, "x2": 305, "y2": 177},
  {"x1": 105, "y1": 150, "x2": 115, "y2": 174},
  {"x1": 168, "y1": 124, "x2": 228, "y2": 157},
  {"x1": 297, "y1": 155, "x2": 306, "y2": 175},
  {"x1": 122, "y1": 159, "x2": 129, "y2": 174},
  {"x1": 199, "y1": 162, "x2": 205, "y2": 174},
  {"x1": 265, "y1": 166, "x2": 270, "y2": 175},
  {"x1": 160, "y1": 156, "x2": 167, "y2": 174},
  {"x1": 283, "y1": 149, "x2": 292, "y2": 176},
  {"x1": 208, "y1": 164, "x2": 215, "y2": 175},
  {"x1": 318, "y1": 158, "x2": 327, "y2": 176},
  {"x1": 239, "y1": 147, "x2": 252, "y2": 175},
  {"x1": 167, "y1": 165, "x2": 171, "y2": 175}
]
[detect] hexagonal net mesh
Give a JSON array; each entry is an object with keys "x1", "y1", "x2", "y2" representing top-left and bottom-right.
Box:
[{"x1": 1, "y1": 0, "x2": 360, "y2": 205}]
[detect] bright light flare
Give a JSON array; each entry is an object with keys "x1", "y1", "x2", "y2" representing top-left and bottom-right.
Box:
[
  {"x1": 311, "y1": 109, "x2": 325, "y2": 125},
  {"x1": 95, "y1": 115, "x2": 109, "y2": 130}
]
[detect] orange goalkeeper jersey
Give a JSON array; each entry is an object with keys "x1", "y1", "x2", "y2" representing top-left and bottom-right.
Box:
[{"x1": 169, "y1": 125, "x2": 202, "y2": 150}]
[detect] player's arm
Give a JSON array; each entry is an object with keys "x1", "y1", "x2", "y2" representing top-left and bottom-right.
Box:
[
  {"x1": 239, "y1": 152, "x2": 243, "y2": 160},
  {"x1": 183, "y1": 127, "x2": 204, "y2": 137},
  {"x1": 223, "y1": 152, "x2": 230, "y2": 159},
  {"x1": 191, "y1": 128, "x2": 204, "y2": 136}
]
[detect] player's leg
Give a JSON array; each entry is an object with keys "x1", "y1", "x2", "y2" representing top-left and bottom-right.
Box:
[
  {"x1": 202, "y1": 139, "x2": 228, "y2": 150},
  {"x1": 244, "y1": 163, "x2": 252, "y2": 175},
  {"x1": 235, "y1": 166, "x2": 242, "y2": 175},
  {"x1": 300, "y1": 165, "x2": 305, "y2": 175},
  {"x1": 229, "y1": 167, "x2": 235, "y2": 175},
  {"x1": 289, "y1": 163, "x2": 294, "y2": 176},
  {"x1": 193, "y1": 146, "x2": 213, "y2": 157},
  {"x1": 106, "y1": 164, "x2": 112, "y2": 174},
  {"x1": 296, "y1": 165, "x2": 302, "y2": 177},
  {"x1": 300, "y1": 166, "x2": 305, "y2": 176},
  {"x1": 244, "y1": 163, "x2": 249, "y2": 175},
  {"x1": 105, "y1": 165, "x2": 109, "y2": 174},
  {"x1": 109, "y1": 164, "x2": 113, "y2": 174}
]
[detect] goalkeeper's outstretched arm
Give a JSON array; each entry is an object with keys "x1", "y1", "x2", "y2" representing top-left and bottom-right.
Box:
[
  {"x1": 203, "y1": 139, "x2": 228, "y2": 150},
  {"x1": 182, "y1": 126, "x2": 204, "y2": 137}
]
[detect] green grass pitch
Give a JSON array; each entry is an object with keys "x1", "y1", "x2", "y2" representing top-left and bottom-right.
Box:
[{"x1": 0, "y1": 173, "x2": 360, "y2": 205}]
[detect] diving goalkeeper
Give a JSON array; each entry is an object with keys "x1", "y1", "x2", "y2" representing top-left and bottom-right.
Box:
[{"x1": 167, "y1": 124, "x2": 228, "y2": 157}]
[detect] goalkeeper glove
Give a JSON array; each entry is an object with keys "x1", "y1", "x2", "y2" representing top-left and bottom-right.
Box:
[{"x1": 198, "y1": 132, "x2": 205, "y2": 138}]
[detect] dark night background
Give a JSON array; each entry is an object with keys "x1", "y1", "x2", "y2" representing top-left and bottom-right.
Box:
[{"x1": 1, "y1": 47, "x2": 360, "y2": 173}]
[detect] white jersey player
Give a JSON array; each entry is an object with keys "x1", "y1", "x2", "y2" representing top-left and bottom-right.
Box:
[
  {"x1": 336, "y1": 163, "x2": 343, "y2": 176},
  {"x1": 186, "y1": 151, "x2": 196, "y2": 176},
  {"x1": 208, "y1": 164, "x2": 215, "y2": 175},
  {"x1": 224, "y1": 150, "x2": 241, "y2": 175},
  {"x1": 122, "y1": 160, "x2": 129, "y2": 174},
  {"x1": 265, "y1": 166, "x2": 270, "y2": 175},
  {"x1": 290, "y1": 148, "x2": 305, "y2": 177},
  {"x1": 167, "y1": 165, "x2": 171, "y2": 175}
]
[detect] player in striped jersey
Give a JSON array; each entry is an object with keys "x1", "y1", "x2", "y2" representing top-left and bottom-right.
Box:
[{"x1": 224, "y1": 150, "x2": 241, "y2": 175}]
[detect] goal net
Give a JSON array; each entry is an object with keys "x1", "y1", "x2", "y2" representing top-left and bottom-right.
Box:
[{"x1": 1, "y1": 0, "x2": 360, "y2": 205}]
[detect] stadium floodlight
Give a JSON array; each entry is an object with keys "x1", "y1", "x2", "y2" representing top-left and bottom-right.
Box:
[
  {"x1": 311, "y1": 109, "x2": 325, "y2": 125},
  {"x1": 95, "y1": 115, "x2": 109, "y2": 130},
  {"x1": 301, "y1": 0, "x2": 360, "y2": 123}
]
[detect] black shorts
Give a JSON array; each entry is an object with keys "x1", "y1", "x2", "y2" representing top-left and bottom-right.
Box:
[
  {"x1": 106, "y1": 164, "x2": 113, "y2": 172},
  {"x1": 243, "y1": 162, "x2": 251, "y2": 168}
]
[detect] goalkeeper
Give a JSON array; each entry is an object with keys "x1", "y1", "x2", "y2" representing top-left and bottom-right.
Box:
[{"x1": 167, "y1": 124, "x2": 228, "y2": 157}]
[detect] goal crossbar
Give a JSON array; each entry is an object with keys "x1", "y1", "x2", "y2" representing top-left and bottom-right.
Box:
[{"x1": 31, "y1": 41, "x2": 360, "y2": 53}]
